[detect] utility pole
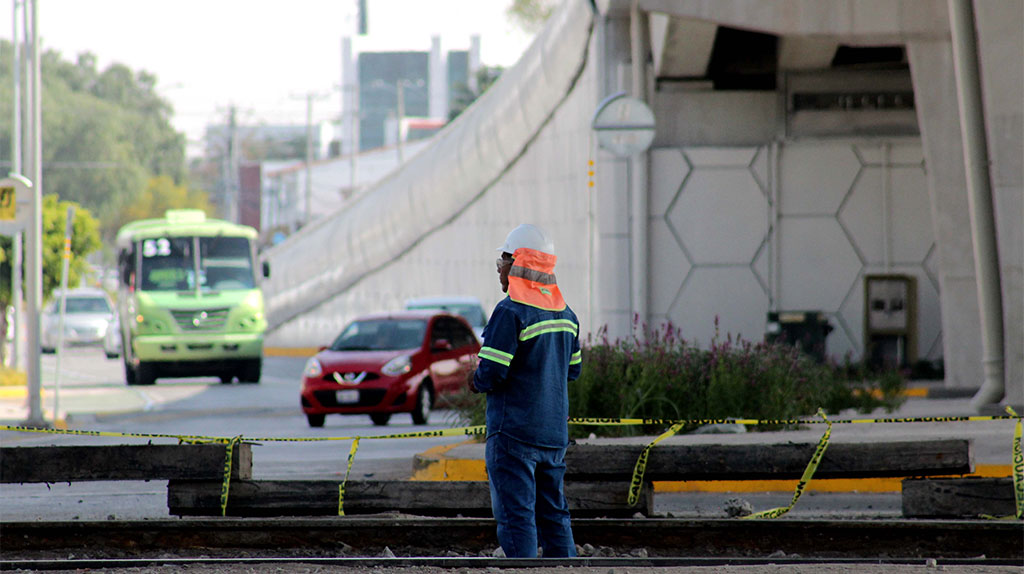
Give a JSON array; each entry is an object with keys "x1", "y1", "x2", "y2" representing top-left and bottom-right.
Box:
[
  {"x1": 222, "y1": 105, "x2": 240, "y2": 223},
  {"x1": 342, "y1": 36, "x2": 360, "y2": 195},
  {"x1": 10, "y1": 0, "x2": 23, "y2": 371},
  {"x1": 293, "y1": 92, "x2": 329, "y2": 225},
  {"x1": 24, "y1": 0, "x2": 44, "y2": 427},
  {"x1": 396, "y1": 80, "x2": 405, "y2": 164},
  {"x1": 305, "y1": 93, "x2": 314, "y2": 224}
]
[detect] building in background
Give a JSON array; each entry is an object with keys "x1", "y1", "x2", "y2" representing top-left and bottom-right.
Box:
[{"x1": 348, "y1": 35, "x2": 480, "y2": 151}]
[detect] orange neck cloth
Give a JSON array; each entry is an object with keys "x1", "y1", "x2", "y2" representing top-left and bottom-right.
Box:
[{"x1": 507, "y1": 248, "x2": 566, "y2": 311}]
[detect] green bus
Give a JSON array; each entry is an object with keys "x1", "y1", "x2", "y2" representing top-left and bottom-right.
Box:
[{"x1": 114, "y1": 209, "x2": 269, "y2": 385}]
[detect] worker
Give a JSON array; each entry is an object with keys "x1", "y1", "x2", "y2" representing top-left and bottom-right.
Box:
[{"x1": 472, "y1": 223, "x2": 582, "y2": 558}]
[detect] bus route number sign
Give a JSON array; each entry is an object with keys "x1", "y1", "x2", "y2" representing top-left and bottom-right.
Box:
[{"x1": 0, "y1": 186, "x2": 15, "y2": 221}]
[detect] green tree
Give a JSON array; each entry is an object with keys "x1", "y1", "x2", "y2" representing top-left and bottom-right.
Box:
[
  {"x1": 0, "y1": 42, "x2": 189, "y2": 241},
  {"x1": 448, "y1": 66, "x2": 505, "y2": 121},
  {"x1": 0, "y1": 195, "x2": 102, "y2": 363},
  {"x1": 506, "y1": 0, "x2": 557, "y2": 33},
  {"x1": 109, "y1": 175, "x2": 212, "y2": 235}
]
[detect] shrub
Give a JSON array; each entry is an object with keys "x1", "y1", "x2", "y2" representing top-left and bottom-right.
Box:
[{"x1": 450, "y1": 320, "x2": 906, "y2": 437}]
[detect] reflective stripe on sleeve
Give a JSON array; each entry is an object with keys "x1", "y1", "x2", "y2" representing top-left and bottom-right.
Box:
[
  {"x1": 478, "y1": 346, "x2": 513, "y2": 367},
  {"x1": 570, "y1": 350, "x2": 582, "y2": 365},
  {"x1": 518, "y1": 319, "x2": 579, "y2": 341}
]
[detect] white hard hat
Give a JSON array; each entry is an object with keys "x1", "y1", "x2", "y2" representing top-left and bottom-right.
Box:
[{"x1": 497, "y1": 223, "x2": 555, "y2": 255}]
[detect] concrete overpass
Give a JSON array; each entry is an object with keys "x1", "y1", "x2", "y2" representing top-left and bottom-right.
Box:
[{"x1": 261, "y1": 0, "x2": 1023, "y2": 410}]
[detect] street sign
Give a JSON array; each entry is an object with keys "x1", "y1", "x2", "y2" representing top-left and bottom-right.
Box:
[
  {"x1": 591, "y1": 92, "x2": 656, "y2": 157},
  {"x1": 0, "y1": 174, "x2": 32, "y2": 234},
  {"x1": 0, "y1": 186, "x2": 16, "y2": 220}
]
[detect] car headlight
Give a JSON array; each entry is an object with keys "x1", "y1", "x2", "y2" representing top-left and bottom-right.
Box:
[
  {"x1": 303, "y1": 357, "x2": 323, "y2": 378},
  {"x1": 381, "y1": 355, "x2": 412, "y2": 376}
]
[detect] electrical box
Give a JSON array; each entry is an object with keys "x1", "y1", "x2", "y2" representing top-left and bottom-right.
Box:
[{"x1": 864, "y1": 274, "x2": 917, "y2": 370}]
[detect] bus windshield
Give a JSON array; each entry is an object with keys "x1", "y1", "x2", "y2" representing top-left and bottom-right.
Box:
[{"x1": 139, "y1": 236, "x2": 255, "y2": 292}]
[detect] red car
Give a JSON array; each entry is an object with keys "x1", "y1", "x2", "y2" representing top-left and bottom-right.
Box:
[{"x1": 300, "y1": 310, "x2": 481, "y2": 427}]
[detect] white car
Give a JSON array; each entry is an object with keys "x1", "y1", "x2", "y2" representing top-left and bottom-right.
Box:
[
  {"x1": 404, "y1": 296, "x2": 488, "y2": 341},
  {"x1": 40, "y1": 287, "x2": 116, "y2": 354},
  {"x1": 103, "y1": 312, "x2": 122, "y2": 359}
]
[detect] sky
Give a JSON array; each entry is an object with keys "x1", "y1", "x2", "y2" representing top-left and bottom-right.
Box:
[{"x1": 1, "y1": 0, "x2": 536, "y2": 157}]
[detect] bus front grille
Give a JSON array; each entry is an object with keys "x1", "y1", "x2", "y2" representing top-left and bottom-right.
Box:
[{"x1": 171, "y1": 308, "x2": 230, "y2": 331}]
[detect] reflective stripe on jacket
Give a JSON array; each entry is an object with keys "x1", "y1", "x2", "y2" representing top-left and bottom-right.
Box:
[{"x1": 474, "y1": 296, "x2": 582, "y2": 448}]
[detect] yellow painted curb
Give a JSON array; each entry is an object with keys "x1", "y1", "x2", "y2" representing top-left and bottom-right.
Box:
[
  {"x1": 264, "y1": 347, "x2": 319, "y2": 357},
  {"x1": 411, "y1": 448, "x2": 1011, "y2": 494},
  {"x1": 652, "y1": 464, "x2": 1011, "y2": 493},
  {"x1": 0, "y1": 386, "x2": 26, "y2": 399},
  {"x1": 411, "y1": 440, "x2": 487, "y2": 481}
]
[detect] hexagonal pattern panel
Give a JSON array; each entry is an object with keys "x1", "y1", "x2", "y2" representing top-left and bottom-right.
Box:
[
  {"x1": 826, "y1": 314, "x2": 859, "y2": 363},
  {"x1": 650, "y1": 148, "x2": 690, "y2": 217},
  {"x1": 777, "y1": 217, "x2": 862, "y2": 311},
  {"x1": 839, "y1": 165, "x2": 932, "y2": 266},
  {"x1": 667, "y1": 169, "x2": 769, "y2": 265},
  {"x1": 779, "y1": 144, "x2": 861, "y2": 216},
  {"x1": 650, "y1": 218, "x2": 692, "y2": 316},
  {"x1": 889, "y1": 167, "x2": 933, "y2": 263},
  {"x1": 669, "y1": 267, "x2": 771, "y2": 347}
]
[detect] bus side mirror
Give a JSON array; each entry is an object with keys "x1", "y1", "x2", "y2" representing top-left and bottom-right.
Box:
[{"x1": 262, "y1": 261, "x2": 271, "y2": 278}]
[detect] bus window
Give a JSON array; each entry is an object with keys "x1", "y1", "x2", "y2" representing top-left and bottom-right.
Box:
[
  {"x1": 200, "y1": 237, "x2": 255, "y2": 291},
  {"x1": 140, "y1": 237, "x2": 193, "y2": 291}
]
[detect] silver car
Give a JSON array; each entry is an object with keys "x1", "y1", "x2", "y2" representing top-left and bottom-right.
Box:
[
  {"x1": 404, "y1": 295, "x2": 488, "y2": 341},
  {"x1": 40, "y1": 287, "x2": 116, "y2": 354}
]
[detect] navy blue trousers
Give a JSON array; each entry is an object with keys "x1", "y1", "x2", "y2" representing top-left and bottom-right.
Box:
[{"x1": 485, "y1": 433, "x2": 576, "y2": 558}]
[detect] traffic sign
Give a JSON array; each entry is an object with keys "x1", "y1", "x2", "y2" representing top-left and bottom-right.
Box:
[
  {"x1": 591, "y1": 92, "x2": 656, "y2": 157},
  {"x1": 0, "y1": 174, "x2": 32, "y2": 234}
]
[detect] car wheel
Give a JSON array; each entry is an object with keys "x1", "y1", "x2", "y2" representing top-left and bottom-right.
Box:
[
  {"x1": 239, "y1": 359, "x2": 261, "y2": 384},
  {"x1": 370, "y1": 413, "x2": 391, "y2": 426},
  {"x1": 41, "y1": 346, "x2": 55, "y2": 354},
  {"x1": 219, "y1": 375, "x2": 234, "y2": 384},
  {"x1": 411, "y1": 384, "x2": 433, "y2": 425},
  {"x1": 135, "y1": 362, "x2": 158, "y2": 386},
  {"x1": 306, "y1": 413, "x2": 325, "y2": 428},
  {"x1": 105, "y1": 351, "x2": 119, "y2": 359}
]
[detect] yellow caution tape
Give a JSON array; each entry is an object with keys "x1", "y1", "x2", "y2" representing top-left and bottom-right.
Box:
[
  {"x1": 627, "y1": 421, "x2": 684, "y2": 507},
  {"x1": 4, "y1": 412, "x2": 1022, "y2": 522},
  {"x1": 218, "y1": 435, "x2": 242, "y2": 517},
  {"x1": 569, "y1": 414, "x2": 1017, "y2": 426},
  {"x1": 743, "y1": 409, "x2": 832, "y2": 520},
  {"x1": 339, "y1": 437, "x2": 360, "y2": 516},
  {"x1": 983, "y1": 406, "x2": 1024, "y2": 521},
  {"x1": 1011, "y1": 407, "x2": 1023, "y2": 520}
]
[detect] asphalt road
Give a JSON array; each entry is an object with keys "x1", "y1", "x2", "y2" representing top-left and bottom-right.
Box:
[{"x1": 1, "y1": 347, "x2": 482, "y2": 521}]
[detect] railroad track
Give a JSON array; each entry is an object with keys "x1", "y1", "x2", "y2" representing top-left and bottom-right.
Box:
[
  {"x1": 2, "y1": 517, "x2": 1021, "y2": 563},
  {"x1": 4, "y1": 556, "x2": 1023, "y2": 572}
]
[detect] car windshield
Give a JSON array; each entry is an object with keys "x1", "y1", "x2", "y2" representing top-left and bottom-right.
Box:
[
  {"x1": 407, "y1": 303, "x2": 486, "y2": 328},
  {"x1": 63, "y1": 297, "x2": 111, "y2": 314},
  {"x1": 138, "y1": 235, "x2": 255, "y2": 292},
  {"x1": 330, "y1": 319, "x2": 427, "y2": 351}
]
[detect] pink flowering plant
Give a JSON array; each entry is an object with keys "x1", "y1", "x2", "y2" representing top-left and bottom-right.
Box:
[{"x1": 450, "y1": 317, "x2": 906, "y2": 438}]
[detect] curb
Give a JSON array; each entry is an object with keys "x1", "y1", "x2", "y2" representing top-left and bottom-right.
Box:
[{"x1": 411, "y1": 441, "x2": 1012, "y2": 493}]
